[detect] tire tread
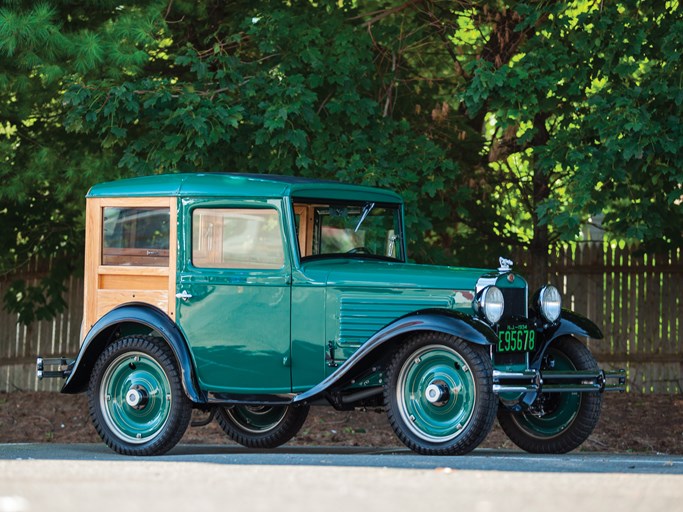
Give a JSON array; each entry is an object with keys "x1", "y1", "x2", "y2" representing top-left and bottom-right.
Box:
[
  {"x1": 497, "y1": 336, "x2": 603, "y2": 454},
  {"x1": 384, "y1": 332, "x2": 497, "y2": 455},
  {"x1": 216, "y1": 405, "x2": 309, "y2": 449},
  {"x1": 87, "y1": 335, "x2": 192, "y2": 456}
]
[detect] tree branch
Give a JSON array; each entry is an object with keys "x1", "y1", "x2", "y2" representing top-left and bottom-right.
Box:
[{"x1": 352, "y1": 0, "x2": 425, "y2": 27}]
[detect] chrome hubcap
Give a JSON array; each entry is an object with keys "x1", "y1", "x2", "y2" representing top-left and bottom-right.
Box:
[
  {"x1": 425, "y1": 380, "x2": 450, "y2": 406},
  {"x1": 125, "y1": 386, "x2": 149, "y2": 410}
]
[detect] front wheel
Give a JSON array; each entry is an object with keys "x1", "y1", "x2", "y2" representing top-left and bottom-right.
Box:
[
  {"x1": 87, "y1": 335, "x2": 192, "y2": 456},
  {"x1": 216, "y1": 404, "x2": 309, "y2": 448},
  {"x1": 384, "y1": 333, "x2": 497, "y2": 455},
  {"x1": 497, "y1": 336, "x2": 603, "y2": 453}
]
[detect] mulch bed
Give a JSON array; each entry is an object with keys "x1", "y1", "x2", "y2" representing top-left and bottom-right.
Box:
[{"x1": 1, "y1": 391, "x2": 682, "y2": 454}]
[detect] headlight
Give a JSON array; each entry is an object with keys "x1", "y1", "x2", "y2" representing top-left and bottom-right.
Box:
[
  {"x1": 474, "y1": 286, "x2": 504, "y2": 324},
  {"x1": 538, "y1": 285, "x2": 562, "y2": 322}
]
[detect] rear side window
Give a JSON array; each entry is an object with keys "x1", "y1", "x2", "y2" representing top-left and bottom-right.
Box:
[
  {"x1": 102, "y1": 207, "x2": 170, "y2": 266},
  {"x1": 192, "y1": 208, "x2": 284, "y2": 269}
]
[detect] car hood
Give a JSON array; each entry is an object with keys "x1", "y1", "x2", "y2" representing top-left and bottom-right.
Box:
[{"x1": 298, "y1": 258, "x2": 494, "y2": 291}]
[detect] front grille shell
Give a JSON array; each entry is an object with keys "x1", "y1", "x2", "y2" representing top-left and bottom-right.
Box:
[{"x1": 500, "y1": 286, "x2": 528, "y2": 320}]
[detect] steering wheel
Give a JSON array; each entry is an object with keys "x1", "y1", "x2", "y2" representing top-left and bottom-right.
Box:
[{"x1": 346, "y1": 247, "x2": 372, "y2": 254}]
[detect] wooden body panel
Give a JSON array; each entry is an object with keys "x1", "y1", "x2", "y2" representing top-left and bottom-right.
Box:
[
  {"x1": 83, "y1": 197, "x2": 177, "y2": 340},
  {"x1": 293, "y1": 204, "x2": 316, "y2": 257}
]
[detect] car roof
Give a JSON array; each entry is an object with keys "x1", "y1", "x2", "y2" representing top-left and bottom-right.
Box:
[{"x1": 87, "y1": 173, "x2": 403, "y2": 204}]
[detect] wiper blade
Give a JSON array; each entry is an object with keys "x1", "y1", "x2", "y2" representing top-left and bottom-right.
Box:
[{"x1": 354, "y1": 202, "x2": 375, "y2": 232}]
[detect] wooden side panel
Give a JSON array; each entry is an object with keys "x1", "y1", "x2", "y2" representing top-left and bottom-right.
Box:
[
  {"x1": 82, "y1": 196, "x2": 177, "y2": 341},
  {"x1": 83, "y1": 198, "x2": 102, "y2": 338},
  {"x1": 96, "y1": 290, "x2": 169, "y2": 320},
  {"x1": 99, "y1": 274, "x2": 168, "y2": 290},
  {"x1": 293, "y1": 204, "x2": 316, "y2": 257}
]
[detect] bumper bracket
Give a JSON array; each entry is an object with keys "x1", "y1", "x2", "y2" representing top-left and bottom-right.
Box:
[{"x1": 36, "y1": 357, "x2": 75, "y2": 380}]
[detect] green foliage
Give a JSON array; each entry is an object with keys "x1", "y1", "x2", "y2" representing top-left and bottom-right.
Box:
[
  {"x1": 3, "y1": 274, "x2": 67, "y2": 325},
  {"x1": 459, "y1": 0, "x2": 683, "y2": 251},
  {"x1": 1, "y1": 0, "x2": 682, "y2": 322},
  {"x1": 0, "y1": 0, "x2": 165, "y2": 323},
  {"x1": 63, "y1": 2, "x2": 461, "y2": 255}
]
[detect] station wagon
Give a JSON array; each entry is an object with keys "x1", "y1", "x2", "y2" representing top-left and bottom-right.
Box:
[{"x1": 38, "y1": 173, "x2": 625, "y2": 455}]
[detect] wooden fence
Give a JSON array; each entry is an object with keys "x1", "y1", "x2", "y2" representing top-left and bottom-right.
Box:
[
  {"x1": 515, "y1": 243, "x2": 682, "y2": 393},
  {"x1": 0, "y1": 258, "x2": 84, "y2": 393},
  {"x1": 1, "y1": 243, "x2": 681, "y2": 393}
]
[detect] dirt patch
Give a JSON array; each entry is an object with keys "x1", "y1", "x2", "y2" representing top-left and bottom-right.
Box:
[{"x1": 1, "y1": 391, "x2": 682, "y2": 453}]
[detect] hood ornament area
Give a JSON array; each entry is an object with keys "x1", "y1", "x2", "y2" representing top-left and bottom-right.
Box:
[{"x1": 498, "y1": 257, "x2": 513, "y2": 272}]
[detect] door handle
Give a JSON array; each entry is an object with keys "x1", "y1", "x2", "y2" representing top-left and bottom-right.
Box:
[{"x1": 175, "y1": 290, "x2": 193, "y2": 301}]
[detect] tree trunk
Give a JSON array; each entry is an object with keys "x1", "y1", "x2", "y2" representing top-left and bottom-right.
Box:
[
  {"x1": 528, "y1": 113, "x2": 552, "y2": 290},
  {"x1": 529, "y1": 221, "x2": 549, "y2": 291}
]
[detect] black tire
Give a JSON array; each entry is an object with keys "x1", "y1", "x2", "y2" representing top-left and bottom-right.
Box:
[
  {"x1": 87, "y1": 335, "x2": 192, "y2": 456},
  {"x1": 384, "y1": 332, "x2": 497, "y2": 455},
  {"x1": 497, "y1": 336, "x2": 603, "y2": 454},
  {"x1": 216, "y1": 404, "x2": 309, "y2": 449}
]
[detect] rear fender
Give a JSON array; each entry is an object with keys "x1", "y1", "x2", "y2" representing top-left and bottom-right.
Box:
[
  {"x1": 61, "y1": 303, "x2": 205, "y2": 403},
  {"x1": 293, "y1": 309, "x2": 496, "y2": 404}
]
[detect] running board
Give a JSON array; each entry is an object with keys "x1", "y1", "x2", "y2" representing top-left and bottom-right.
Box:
[{"x1": 206, "y1": 392, "x2": 296, "y2": 407}]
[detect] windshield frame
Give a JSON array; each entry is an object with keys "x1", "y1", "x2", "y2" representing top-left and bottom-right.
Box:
[{"x1": 291, "y1": 199, "x2": 406, "y2": 264}]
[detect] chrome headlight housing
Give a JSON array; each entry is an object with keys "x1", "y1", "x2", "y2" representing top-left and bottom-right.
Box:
[
  {"x1": 474, "y1": 285, "x2": 504, "y2": 324},
  {"x1": 537, "y1": 285, "x2": 562, "y2": 323}
]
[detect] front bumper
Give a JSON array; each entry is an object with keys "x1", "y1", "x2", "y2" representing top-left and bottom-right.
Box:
[{"x1": 493, "y1": 368, "x2": 626, "y2": 394}]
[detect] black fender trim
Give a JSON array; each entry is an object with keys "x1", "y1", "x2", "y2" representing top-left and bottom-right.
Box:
[
  {"x1": 293, "y1": 309, "x2": 497, "y2": 404},
  {"x1": 60, "y1": 304, "x2": 205, "y2": 403},
  {"x1": 528, "y1": 309, "x2": 604, "y2": 371},
  {"x1": 547, "y1": 309, "x2": 604, "y2": 341}
]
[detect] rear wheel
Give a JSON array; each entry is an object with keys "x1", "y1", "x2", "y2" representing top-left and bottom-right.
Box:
[
  {"x1": 87, "y1": 335, "x2": 192, "y2": 456},
  {"x1": 384, "y1": 332, "x2": 497, "y2": 455},
  {"x1": 216, "y1": 404, "x2": 309, "y2": 449},
  {"x1": 497, "y1": 336, "x2": 603, "y2": 453}
]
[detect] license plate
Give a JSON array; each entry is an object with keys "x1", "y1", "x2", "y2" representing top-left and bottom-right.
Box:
[{"x1": 497, "y1": 324, "x2": 536, "y2": 353}]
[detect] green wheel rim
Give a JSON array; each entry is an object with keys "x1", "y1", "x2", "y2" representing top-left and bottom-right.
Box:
[
  {"x1": 99, "y1": 351, "x2": 172, "y2": 444},
  {"x1": 397, "y1": 345, "x2": 477, "y2": 442},
  {"x1": 226, "y1": 406, "x2": 287, "y2": 434},
  {"x1": 511, "y1": 348, "x2": 582, "y2": 438}
]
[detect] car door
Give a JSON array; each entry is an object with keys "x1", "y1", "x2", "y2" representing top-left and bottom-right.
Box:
[{"x1": 176, "y1": 198, "x2": 293, "y2": 394}]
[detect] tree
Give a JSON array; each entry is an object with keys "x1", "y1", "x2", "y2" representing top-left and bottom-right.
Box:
[
  {"x1": 455, "y1": 0, "x2": 683, "y2": 284},
  {"x1": 1, "y1": 0, "x2": 681, "y2": 320},
  {"x1": 62, "y1": 1, "x2": 462, "y2": 256},
  {"x1": 0, "y1": 0, "x2": 165, "y2": 321},
  {"x1": 356, "y1": 0, "x2": 682, "y2": 285}
]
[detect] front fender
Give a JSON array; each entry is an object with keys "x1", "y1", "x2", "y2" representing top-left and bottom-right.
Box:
[
  {"x1": 545, "y1": 309, "x2": 603, "y2": 341},
  {"x1": 61, "y1": 303, "x2": 205, "y2": 403},
  {"x1": 293, "y1": 309, "x2": 497, "y2": 404},
  {"x1": 529, "y1": 309, "x2": 603, "y2": 369}
]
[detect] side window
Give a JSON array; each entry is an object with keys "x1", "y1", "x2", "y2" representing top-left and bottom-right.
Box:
[
  {"x1": 192, "y1": 208, "x2": 284, "y2": 269},
  {"x1": 102, "y1": 207, "x2": 170, "y2": 266}
]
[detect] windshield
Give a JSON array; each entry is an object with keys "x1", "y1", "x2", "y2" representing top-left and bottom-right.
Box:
[{"x1": 294, "y1": 201, "x2": 404, "y2": 262}]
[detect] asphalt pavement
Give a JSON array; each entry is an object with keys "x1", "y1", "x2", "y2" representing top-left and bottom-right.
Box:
[{"x1": 1, "y1": 444, "x2": 682, "y2": 512}]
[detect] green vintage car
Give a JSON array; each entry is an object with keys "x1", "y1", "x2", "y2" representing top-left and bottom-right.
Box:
[{"x1": 37, "y1": 173, "x2": 624, "y2": 455}]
